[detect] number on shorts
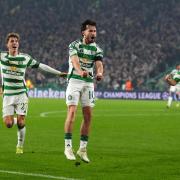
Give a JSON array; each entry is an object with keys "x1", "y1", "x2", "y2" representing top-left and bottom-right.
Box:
[
  {"x1": 89, "y1": 91, "x2": 94, "y2": 99},
  {"x1": 21, "y1": 103, "x2": 27, "y2": 113},
  {"x1": 21, "y1": 103, "x2": 26, "y2": 110}
]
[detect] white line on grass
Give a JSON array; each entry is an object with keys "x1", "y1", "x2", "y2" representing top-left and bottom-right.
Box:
[
  {"x1": 0, "y1": 170, "x2": 81, "y2": 180},
  {"x1": 39, "y1": 110, "x2": 180, "y2": 118},
  {"x1": 40, "y1": 111, "x2": 66, "y2": 117}
]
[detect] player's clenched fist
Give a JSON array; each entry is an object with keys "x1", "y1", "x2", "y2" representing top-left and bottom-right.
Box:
[
  {"x1": 80, "y1": 70, "x2": 88, "y2": 78},
  {"x1": 165, "y1": 74, "x2": 177, "y2": 86},
  {"x1": 96, "y1": 73, "x2": 103, "y2": 81}
]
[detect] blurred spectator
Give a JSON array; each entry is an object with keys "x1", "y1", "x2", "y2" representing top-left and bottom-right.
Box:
[
  {"x1": 36, "y1": 72, "x2": 46, "y2": 87},
  {"x1": 125, "y1": 79, "x2": 133, "y2": 91},
  {"x1": 26, "y1": 79, "x2": 34, "y2": 89}
]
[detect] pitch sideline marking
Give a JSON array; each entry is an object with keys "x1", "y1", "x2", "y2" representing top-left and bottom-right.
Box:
[{"x1": 0, "y1": 169, "x2": 81, "y2": 180}]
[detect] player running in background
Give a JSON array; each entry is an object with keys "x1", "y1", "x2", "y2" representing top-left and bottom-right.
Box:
[
  {"x1": 166, "y1": 64, "x2": 180, "y2": 108},
  {"x1": 64, "y1": 20, "x2": 104, "y2": 163},
  {"x1": 0, "y1": 32, "x2": 66, "y2": 154}
]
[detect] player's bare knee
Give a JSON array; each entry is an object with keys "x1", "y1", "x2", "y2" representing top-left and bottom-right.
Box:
[
  {"x1": 4, "y1": 116, "x2": 14, "y2": 128},
  {"x1": 17, "y1": 115, "x2": 25, "y2": 129},
  {"x1": 17, "y1": 118, "x2": 25, "y2": 125},
  {"x1": 17, "y1": 121, "x2": 25, "y2": 129},
  {"x1": 4, "y1": 118, "x2": 14, "y2": 128},
  {"x1": 5, "y1": 122, "x2": 14, "y2": 128}
]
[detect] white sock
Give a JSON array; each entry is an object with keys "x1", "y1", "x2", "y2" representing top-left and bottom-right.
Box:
[
  {"x1": 65, "y1": 139, "x2": 72, "y2": 149},
  {"x1": 80, "y1": 140, "x2": 88, "y2": 149},
  {"x1": 167, "y1": 96, "x2": 173, "y2": 107},
  {"x1": 17, "y1": 126, "x2": 26, "y2": 147}
]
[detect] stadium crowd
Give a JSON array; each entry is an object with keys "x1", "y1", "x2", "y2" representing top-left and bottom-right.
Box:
[{"x1": 0, "y1": 0, "x2": 179, "y2": 90}]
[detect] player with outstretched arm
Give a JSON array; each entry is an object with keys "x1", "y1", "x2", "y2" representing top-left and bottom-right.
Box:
[{"x1": 0, "y1": 32, "x2": 66, "y2": 154}]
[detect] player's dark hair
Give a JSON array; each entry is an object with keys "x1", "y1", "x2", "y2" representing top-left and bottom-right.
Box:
[
  {"x1": 81, "y1": 19, "x2": 96, "y2": 32},
  {"x1": 6, "y1": 32, "x2": 20, "y2": 44}
]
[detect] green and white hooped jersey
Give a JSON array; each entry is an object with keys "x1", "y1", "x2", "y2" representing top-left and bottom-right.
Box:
[
  {"x1": 68, "y1": 39, "x2": 103, "y2": 82},
  {"x1": 171, "y1": 69, "x2": 180, "y2": 85},
  {"x1": 0, "y1": 51, "x2": 40, "y2": 96}
]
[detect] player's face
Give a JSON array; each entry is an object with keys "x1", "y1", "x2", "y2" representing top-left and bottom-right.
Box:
[
  {"x1": 83, "y1": 25, "x2": 96, "y2": 44},
  {"x1": 176, "y1": 65, "x2": 180, "y2": 70},
  {"x1": 7, "y1": 37, "x2": 19, "y2": 55}
]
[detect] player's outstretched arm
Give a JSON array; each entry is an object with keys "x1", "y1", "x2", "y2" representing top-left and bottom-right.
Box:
[
  {"x1": 38, "y1": 63, "x2": 67, "y2": 77},
  {"x1": 165, "y1": 74, "x2": 177, "y2": 86}
]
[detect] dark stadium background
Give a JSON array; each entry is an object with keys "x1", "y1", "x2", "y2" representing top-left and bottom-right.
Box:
[
  {"x1": 1, "y1": 1, "x2": 180, "y2": 180},
  {"x1": 0, "y1": 0, "x2": 179, "y2": 92}
]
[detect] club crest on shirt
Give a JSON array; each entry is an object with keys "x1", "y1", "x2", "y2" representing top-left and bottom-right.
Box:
[{"x1": 81, "y1": 58, "x2": 88, "y2": 63}]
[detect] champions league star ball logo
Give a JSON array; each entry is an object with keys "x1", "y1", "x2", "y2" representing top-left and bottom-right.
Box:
[
  {"x1": 68, "y1": 95, "x2": 73, "y2": 100},
  {"x1": 162, "y1": 92, "x2": 169, "y2": 100}
]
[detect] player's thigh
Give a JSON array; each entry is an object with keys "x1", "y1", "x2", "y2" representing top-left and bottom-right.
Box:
[
  {"x1": 15, "y1": 93, "x2": 29, "y2": 116},
  {"x1": 2, "y1": 96, "x2": 16, "y2": 118},
  {"x1": 81, "y1": 84, "x2": 95, "y2": 107},
  {"x1": 175, "y1": 86, "x2": 180, "y2": 93},
  {"x1": 175, "y1": 86, "x2": 180, "y2": 97},
  {"x1": 66, "y1": 82, "x2": 81, "y2": 106}
]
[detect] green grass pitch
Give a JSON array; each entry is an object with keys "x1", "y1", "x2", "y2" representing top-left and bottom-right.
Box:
[{"x1": 0, "y1": 98, "x2": 180, "y2": 180}]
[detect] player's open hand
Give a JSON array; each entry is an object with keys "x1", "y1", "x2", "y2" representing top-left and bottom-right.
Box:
[
  {"x1": 96, "y1": 73, "x2": 103, "y2": 81},
  {"x1": 59, "y1": 72, "x2": 68, "y2": 78}
]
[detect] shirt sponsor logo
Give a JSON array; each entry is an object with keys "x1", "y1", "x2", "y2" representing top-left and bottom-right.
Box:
[
  {"x1": 5, "y1": 69, "x2": 22, "y2": 76},
  {"x1": 10, "y1": 66, "x2": 17, "y2": 71}
]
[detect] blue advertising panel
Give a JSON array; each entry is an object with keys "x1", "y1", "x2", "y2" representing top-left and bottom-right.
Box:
[{"x1": 28, "y1": 88, "x2": 172, "y2": 100}]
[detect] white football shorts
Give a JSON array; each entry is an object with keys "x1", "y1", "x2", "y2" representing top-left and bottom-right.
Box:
[
  {"x1": 170, "y1": 85, "x2": 180, "y2": 93},
  {"x1": 3, "y1": 93, "x2": 29, "y2": 118},
  {"x1": 66, "y1": 79, "x2": 95, "y2": 107}
]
